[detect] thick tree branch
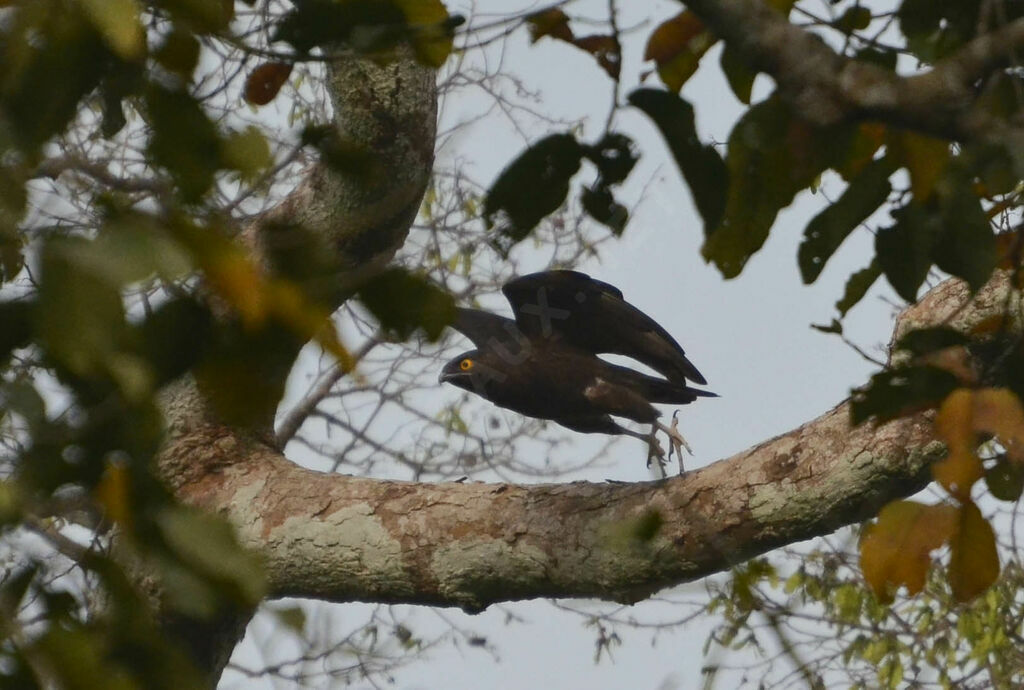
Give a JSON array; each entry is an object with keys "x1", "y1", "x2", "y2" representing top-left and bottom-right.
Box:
[
  {"x1": 163, "y1": 275, "x2": 1021, "y2": 616},
  {"x1": 682, "y1": 0, "x2": 1024, "y2": 140},
  {"x1": 170, "y1": 403, "x2": 939, "y2": 611}
]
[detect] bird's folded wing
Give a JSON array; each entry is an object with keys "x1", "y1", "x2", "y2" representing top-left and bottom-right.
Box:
[{"x1": 502, "y1": 270, "x2": 707, "y2": 385}]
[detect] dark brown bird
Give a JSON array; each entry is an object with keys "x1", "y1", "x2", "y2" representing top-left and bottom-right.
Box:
[{"x1": 439, "y1": 270, "x2": 714, "y2": 473}]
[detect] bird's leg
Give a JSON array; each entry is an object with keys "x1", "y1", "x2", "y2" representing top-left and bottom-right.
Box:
[
  {"x1": 656, "y1": 411, "x2": 692, "y2": 475},
  {"x1": 621, "y1": 428, "x2": 667, "y2": 478}
]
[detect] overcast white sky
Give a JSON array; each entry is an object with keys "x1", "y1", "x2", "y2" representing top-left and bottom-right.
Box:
[{"x1": 223, "y1": 1, "x2": 906, "y2": 687}]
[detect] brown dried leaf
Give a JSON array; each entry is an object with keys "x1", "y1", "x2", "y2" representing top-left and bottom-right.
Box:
[
  {"x1": 244, "y1": 62, "x2": 293, "y2": 106},
  {"x1": 573, "y1": 35, "x2": 621, "y2": 80},
  {"x1": 527, "y1": 8, "x2": 574, "y2": 43}
]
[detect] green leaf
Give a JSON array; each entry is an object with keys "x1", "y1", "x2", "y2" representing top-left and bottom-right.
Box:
[
  {"x1": 156, "y1": 504, "x2": 266, "y2": 608},
  {"x1": 702, "y1": 96, "x2": 851, "y2": 277},
  {"x1": 273, "y1": 605, "x2": 308, "y2": 634},
  {"x1": 836, "y1": 6, "x2": 872, "y2": 32},
  {"x1": 0, "y1": 6, "x2": 110, "y2": 151},
  {"x1": 0, "y1": 380, "x2": 47, "y2": 427},
  {"x1": 580, "y1": 185, "x2": 627, "y2": 235},
  {"x1": 0, "y1": 564, "x2": 37, "y2": 615},
  {"x1": 221, "y1": 126, "x2": 273, "y2": 182},
  {"x1": 275, "y1": 0, "x2": 457, "y2": 65},
  {"x1": 628, "y1": 88, "x2": 728, "y2": 232},
  {"x1": 275, "y1": 0, "x2": 403, "y2": 54},
  {"x1": 888, "y1": 130, "x2": 950, "y2": 202},
  {"x1": 158, "y1": 0, "x2": 234, "y2": 33},
  {"x1": 33, "y1": 627, "x2": 136, "y2": 690},
  {"x1": 136, "y1": 297, "x2": 213, "y2": 386},
  {"x1": 851, "y1": 366, "x2": 960, "y2": 425},
  {"x1": 985, "y1": 454, "x2": 1024, "y2": 501},
  {"x1": 984, "y1": 452, "x2": 1024, "y2": 501},
  {"x1": 195, "y1": 324, "x2": 298, "y2": 426},
  {"x1": 94, "y1": 212, "x2": 194, "y2": 284},
  {"x1": 145, "y1": 84, "x2": 221, "y2": 202},
  {"x1": 932, "y1": 167, "x2": 995, "y2": 293},
  {"x1": 898, "y1": 0, "x2": 981, "y2": 62},
  {"x1": 719, "y1": 45, "x2": 756, "y2": 105},
  {"x1": 357, "y1": 268, "x2": 456, "y2": 341},
  {"x1": 582, "y1": 133, "x2": 637, "y2": 185},
  {"x1": 855, "y1": 46, "x2": 898, "y2": 71},
  {"x1": 484, "y1": 133, "x2": 584, "y2": 253},
  {"x1": 875, "y1": 202, "x2": 942, "y2": 302},
  {"x1": 799, "y1": 156, "x2": 894, "y2": 283},
  {"x1": 300, "y1": 125, "x2": 384, "y2": 182},
  {"x1": 895, "y1": 327, "x2": 971, "y2": 356},
  {"x1": 77, "y1": 0, "x2": 145, "y2": 61},
  {"x1": 35, "y1": 237, "x2": 127, "y2": 376},
  {"x1": 154, "y1": 28, "x2": 200, "y2": 79},
  {"x1": 0, "y1": 300, "x2": 33, "y2": 361},
  {"x1": 836, "y1": 260, "x2": 881, "y2": 316}
]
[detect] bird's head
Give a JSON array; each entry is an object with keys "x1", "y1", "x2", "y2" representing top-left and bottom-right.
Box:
[
  {"x1": 439, "y1": 349, "x2": 507, "y2": 395},
  {"x1": 439, "y1": 350, "x2": 481, "y2": 388}
]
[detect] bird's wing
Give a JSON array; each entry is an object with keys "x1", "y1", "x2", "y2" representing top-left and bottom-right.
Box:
[
  {"x1": 502, "y1": 270, "x2": 707, "y2": 385},
  {"x1": 449, "y1": 307, "x2": 526, "y2": 351},
  {"x1": 601, "y1": 362, "x2": 717, "y2": 405}
]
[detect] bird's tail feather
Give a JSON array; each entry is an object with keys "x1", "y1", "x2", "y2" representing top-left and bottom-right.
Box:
[{"x1": 608, "y1": 365, "x2": 716, "y2": 404}]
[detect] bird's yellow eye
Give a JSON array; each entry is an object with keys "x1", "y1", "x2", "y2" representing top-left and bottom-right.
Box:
[{"x1": 459, "y1": 358, "x2": 473, "y2": 371}]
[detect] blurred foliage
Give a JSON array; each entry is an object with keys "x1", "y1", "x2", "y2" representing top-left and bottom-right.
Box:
[{"x1": 0, "y1": 0, "x2": 458, "y2": 686}]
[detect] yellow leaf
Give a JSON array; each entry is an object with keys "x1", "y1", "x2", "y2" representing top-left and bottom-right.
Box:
[
  {"x1": 948, "y1": 500, "x2": 999, "y2": 602},
  {"x1": 860, "y1": 500, "x2": 958, "y2": 603},
  {"x1": 394, "y1": 0, "x2": 454, "y2": 68},
  {"x1": 933, "y1": 389, "x2": 983, "y2": 499},
  {"x1": 95, "y1": 461, "x2": 132, "y2": 527},
  {"x1": 887, "y1": 130, "x2": 950, "y2": 201},
  {"x1": 971, "y1": 388, "x2": 1024, "y2": 463},
  {"x1": 78, "y1": 0, "x2": 145, "y2": 61},
  {"x1": 204, "y1": 248, "x2": 267, "y2": 326},
  {"x1": 267, "y1": 281, "x2": 355, "y2": 372}
]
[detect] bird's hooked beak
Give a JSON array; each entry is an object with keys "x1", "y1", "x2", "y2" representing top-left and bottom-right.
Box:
[{"x1": 438, "y1": 357, "x2": 470, "y2": 385}]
